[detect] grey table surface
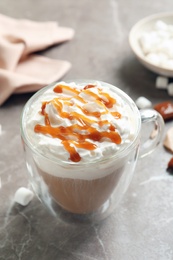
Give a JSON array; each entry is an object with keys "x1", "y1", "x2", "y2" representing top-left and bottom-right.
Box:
[{"x1": 0, "y1": 0, "x2": 173, "y2": 259}]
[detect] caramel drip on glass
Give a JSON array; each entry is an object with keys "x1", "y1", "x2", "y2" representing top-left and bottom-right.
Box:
[{"x1": 34, "y1": 84, "x2": 122, "y2": 162}]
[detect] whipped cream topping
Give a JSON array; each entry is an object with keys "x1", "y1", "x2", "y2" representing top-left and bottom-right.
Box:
[{"x1": 24, "y1": 81, "x2": 136, "y2": 164}]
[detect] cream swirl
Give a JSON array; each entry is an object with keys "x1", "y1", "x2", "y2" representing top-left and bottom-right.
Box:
[{"x1": 25, "y1": 81, "x2": 135, "y2": 163}]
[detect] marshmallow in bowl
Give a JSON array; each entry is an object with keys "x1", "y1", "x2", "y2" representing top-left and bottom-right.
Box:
[{"x1": 139, "y1": 20, "x2": 173, "y2": 70}]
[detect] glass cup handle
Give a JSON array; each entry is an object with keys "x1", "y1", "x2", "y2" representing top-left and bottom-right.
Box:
[{"x1": 139, "y1": 109, "x2": 165, "y2": 158}]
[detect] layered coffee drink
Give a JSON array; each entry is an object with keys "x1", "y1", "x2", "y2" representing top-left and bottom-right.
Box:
[{"x1": 23, "y1": 81, "x2": 137, "y2": 214}]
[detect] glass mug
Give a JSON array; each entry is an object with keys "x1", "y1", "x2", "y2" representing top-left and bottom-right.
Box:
[{"x1": 21, "y1": 80, "x2": 164, "y2": 223}]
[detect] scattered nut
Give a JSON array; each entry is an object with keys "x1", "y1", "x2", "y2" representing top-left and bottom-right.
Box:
[{"x1": 167, "y1": 157, "x2": 173, "y2": 174}]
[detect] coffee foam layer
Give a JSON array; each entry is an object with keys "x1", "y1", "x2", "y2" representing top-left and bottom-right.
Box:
[{"x1": 33, "y1": 152, "x2": 128, "y2": 180}]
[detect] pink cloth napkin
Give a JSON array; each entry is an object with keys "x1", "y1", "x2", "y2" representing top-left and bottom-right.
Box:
[{"x1": 0, "y1": 14, "x2": 75, "y2": 105}]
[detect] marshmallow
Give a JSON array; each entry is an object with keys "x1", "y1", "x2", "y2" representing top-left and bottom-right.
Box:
[
  {"x1": 155, "y1": 76, "x2": 169, "y2": 89},
  {"x1": 135, "y1": 96, "x2": 152, "y2": 109},
  {"x1": 14, "y1": 187, "x2": 34, "y2": 206},
  {"x1": 155, "y1": 20, "x2": 168, "y2": 31},
  {"x1": 139, "y1": 20, "x2": 173, "y2": 70},
  {"x1": 146, "y1": 53, "x2": 161, "y2": 66},
  {"x1": 167, "y1": 83, "x2": 173, "y2": 96},
  {"x1": 139, "y1": 32, "x2": 161, "y2": 55}
]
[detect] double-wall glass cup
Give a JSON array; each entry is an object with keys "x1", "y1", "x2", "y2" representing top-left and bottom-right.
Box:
[{"x1": 21, "y1": 80, "x2": 164, "y2": 223}]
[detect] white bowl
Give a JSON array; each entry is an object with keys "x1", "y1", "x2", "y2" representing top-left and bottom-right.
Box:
[{"x1": 129, "y1": 12, "x2": 173, "y2": 77}]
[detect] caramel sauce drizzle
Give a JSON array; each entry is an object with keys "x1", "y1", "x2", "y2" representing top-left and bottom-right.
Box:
[
  {"x1": 34, "y1": 84, "x2": 122, "y2": 162},
  {"x1": 54, "y1": 84, "x2": 80, "y2": 95}
]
